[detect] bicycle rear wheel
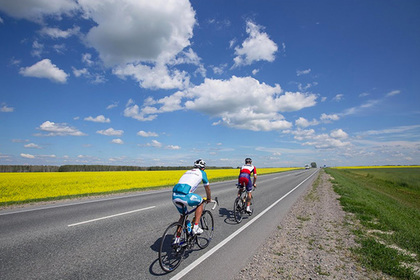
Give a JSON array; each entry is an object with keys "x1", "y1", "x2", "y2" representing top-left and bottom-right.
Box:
[
  {"x1": 196, "y1": 210, "x2": 214, "y2": 249},
  {"x1": 233, "y1": 196, "x2": 244, "y2": 223},
  {"x1": 158, "y1": 222, "x2": 186, "y2": 272}
]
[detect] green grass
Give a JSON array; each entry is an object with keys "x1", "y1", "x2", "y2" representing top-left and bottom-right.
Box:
[{"x1": 325, "y1": 167, "x2": 420, "y2": 279}]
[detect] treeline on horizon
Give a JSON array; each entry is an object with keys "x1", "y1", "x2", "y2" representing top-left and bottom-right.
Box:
[{"x1": 0, "y1": 165, "x2": 234, "y2": 173}]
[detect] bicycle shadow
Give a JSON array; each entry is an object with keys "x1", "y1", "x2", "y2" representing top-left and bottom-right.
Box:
[
  {"x1": 149, "y1": 236, "x2": 207, "y2": 276},
  {"x1": 219, "y1": 207, "x2": 251, "y2": 224}
]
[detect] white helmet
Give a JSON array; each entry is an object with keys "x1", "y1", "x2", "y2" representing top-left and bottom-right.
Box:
[{"x1": 194, "y1": 159, "x2": 206, "y2": 169}]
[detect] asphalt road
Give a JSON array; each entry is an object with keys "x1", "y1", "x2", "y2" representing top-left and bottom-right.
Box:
[{"x1": 0, "y1": 169, "x2": 319, "y2": 280}]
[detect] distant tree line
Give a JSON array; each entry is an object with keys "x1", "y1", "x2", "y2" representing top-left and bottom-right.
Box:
[{"x1": 0, "y1": 165, "x2": 233, "y2": 173}]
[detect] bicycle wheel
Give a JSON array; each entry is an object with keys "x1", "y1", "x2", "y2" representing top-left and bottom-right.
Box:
[
  {"x1": 196, "y1": 210, "x2": 214, "y2": 249},
  {"x1": 233, "y1": 196, "x2": 244, "y2": 223},
  {"x1": 158, "y1": 222, "x2": 186, "y2": 272}
]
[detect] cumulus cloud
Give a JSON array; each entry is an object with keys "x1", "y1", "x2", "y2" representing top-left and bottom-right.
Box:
[
  {"x1": 96, "y1": 128, "x2": 123, "y2": 136},
  {"x1": 36, "y1": 121, "x2": 86, "y2": 136},
  {"x1": 39, "y1": 26, "x2": 80, "y2": 39},
  {"x1": 21, "y1": 153, "x2": 35, "y2": 159},
  {"x1": 113, "y1": 63, "x2": 190, "y2": 90},
  {"x1": 137, "y1": 130, "x2": 158, "y2": 137},
  {"x1": 125, "y1": 76, "x2": 317, "y2": 131},
  {"x1": 24, "y1": 143, "x2": 41, "y2": 149},
  {"x1": 84, "y1": 115, "x2": 110, "y2": 123},
  {"x1": 233, "y1": 21, "x2": 278, "y2": 67},
  {"x1": 146, "y1": 140, "x2": 162, "y2": 148},
  {"x1": 320, "y1": 113, "x2": 340, "y2": 122},
  {"x1": 295, "y1": 117, "x2": 319, "y2": 128},
  {"x1": 19, "y1": 59, "x2": 68, "y2": 83},
  {"x1": 78, "y1": 0, "x2": 196, "y2": 66},
  {"x1": 0, "y1": 0, "x2": 78, "y2": 22},
  {"x1": 288, "y1": 128, "x2": 351, "y2": 149},
  {"x1": 111, "y1": 138, "x2": 124, "y2": 144}
]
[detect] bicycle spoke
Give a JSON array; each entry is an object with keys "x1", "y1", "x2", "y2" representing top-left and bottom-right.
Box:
[
  {"x1": 233, "y1": 196, "x2": 243, "y2": 223},
  {"x1": 159, "y1": 222, "x2": 185, "y2": 272},
  {"x1": 196, "y1": 210, "x2": 214, "y2": 249}
]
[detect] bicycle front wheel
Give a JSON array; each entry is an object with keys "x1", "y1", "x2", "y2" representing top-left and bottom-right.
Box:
[
  {"x1": 196, "y1": 210, "x2": 214, "y2": 249},
  {"x1": 158, "y1": 222, "x2": 186, "y2": 273},
  {"x1": 233, "y1": 196, "x2": 244, "y2": 223}
]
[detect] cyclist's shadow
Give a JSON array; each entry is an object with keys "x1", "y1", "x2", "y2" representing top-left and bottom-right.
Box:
[
  {"x1": 149, "y1": 235, "x2": 206, "y2": 276},
  {"x1": 219, "y1": 207, "x2": 251, "y2": 224}
]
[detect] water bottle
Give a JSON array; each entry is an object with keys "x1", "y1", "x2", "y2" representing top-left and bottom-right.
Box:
[{"x1": 186, "y1": 220, "x2": 192, "y2": 234}]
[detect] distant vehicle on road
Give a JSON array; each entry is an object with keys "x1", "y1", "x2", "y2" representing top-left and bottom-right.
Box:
[{"x1": 304, "y1": 164, "x2": 310, "y2": 169}]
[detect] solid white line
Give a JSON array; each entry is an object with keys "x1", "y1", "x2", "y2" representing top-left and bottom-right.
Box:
[
  {"x1": 67, "y1": 206, "x2": 155, "y2": 227},
  {"x1": 170, "y1": 170, "x2": 318, "y2": 280}
]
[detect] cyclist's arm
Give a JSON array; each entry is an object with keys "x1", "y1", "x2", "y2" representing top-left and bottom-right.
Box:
[{"x1": 204, "y1": 184, "x2": 211, "y2": 202}]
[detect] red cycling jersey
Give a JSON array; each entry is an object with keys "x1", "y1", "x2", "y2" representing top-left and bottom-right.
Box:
[{"x1": 240, "y1": 164, "x2": 257, "y2": 175}]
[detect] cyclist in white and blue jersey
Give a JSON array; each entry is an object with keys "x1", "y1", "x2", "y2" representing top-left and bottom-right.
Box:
[{"x1": 172, "y1": 159, "x2": 211, "y2": 235}]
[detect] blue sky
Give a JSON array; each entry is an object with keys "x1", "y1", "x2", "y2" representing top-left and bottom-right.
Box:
[{"x1": 0, "y1": 0, "x2": 419, "y2": 168}]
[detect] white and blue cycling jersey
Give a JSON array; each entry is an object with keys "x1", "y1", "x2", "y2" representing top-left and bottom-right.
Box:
[{"x1": 172, "y1": 168, "x2": 209, "y2": 214}]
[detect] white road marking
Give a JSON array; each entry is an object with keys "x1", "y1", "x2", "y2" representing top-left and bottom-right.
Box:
[
  {"x1": 170, "y1": 170, "x2": 318, "y2": 280},
  {"x1": 67, "y1": 206, "x2": 155, "y2": 227}
]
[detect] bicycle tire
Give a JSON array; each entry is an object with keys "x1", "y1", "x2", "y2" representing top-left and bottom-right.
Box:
[
  {"x1": 233, "y1": 196, "x2": 244, "y2": 223},
  {"x1": 158, "y1": 222, "x2": 186, "y2": 272},
  {"x1": 196, "y1": 210, "x2": 214, "y2": 249}
]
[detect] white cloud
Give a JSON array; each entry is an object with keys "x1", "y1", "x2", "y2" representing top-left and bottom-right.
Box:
[
  {"x1": 111, "y1": 138, "x2": 124, "y2": 144},
  {"x1": 0, "y1": 0, "x2": 78, "y2": 22},
  {"x1": 84, "y1": 115, "x2": 110, "y2": 123},
  {"x1": 166, "y1": 145, "x2": 181, "y2": 150},
  {"x1": 106, "y1": 102, "x2": 118, "y2": 110},
  {"x1": 125, "y1": 76, "x2": 317, "y2": 131},
  {"x1": 20, "y1": 153, "x2": 35, "y2": 159},
  {"x1": 146, "y1": 140, "x2": 162, "y2": 148},
  {"x1": 96, "y1": 128, "x2": 123, "y2": 136},
  {"x1": 79, "y1": 0, "x2": 196, "y2": 66},
  {"x1": 113, "y1": 63, "x2": 190, "y2": 90},
  {"x1": 233, "y1": 20, "x2": 278, "y2": 67},
  {"x1": 330, "y1": 129, "x2": 348, "y2": 139},
  {"x1": 297, "y1": 69, "x2": 311, "y2": 76},
  {"x1": 20, "y1": 59, "x2": 68, "y2": 83},
  {"x1": 320, "y1": 113, "x2": 340, "y2": 122},
  {"x1": 24, "y1": 143, "x2": 41, "y2": 149},
  {"x1": 288, "y1": 128, "x2": 351, "y2": 149},
  {"x1": 386, "y1": 90, "x2": 401, "y2": 97},
  {"x1": 332, "y1": 94, "x2": 344, "y2": 102},
  {"x1": 137, "y1": 130, "x2": 158, "y2": 137},
  {"x1": 36, "y1": 121, "x2": 86, "y2": 136},
  {"x1": 0, "y1": 104, "x2": 14, "y2": 112},
  {"x1": 39, "y1": 26, "x2": 80, "y2": 39},
  {"x1": 295, "y1": 117, "x2": 319, "y2": 128}
]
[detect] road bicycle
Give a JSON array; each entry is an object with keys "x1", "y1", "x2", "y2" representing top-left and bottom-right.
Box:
[
  {"x1": 233, "y1": 184, "x2": 255, "y2": 223},
  {"x1": 158, "y1": 197, "x2": 218, "y2": 273}
]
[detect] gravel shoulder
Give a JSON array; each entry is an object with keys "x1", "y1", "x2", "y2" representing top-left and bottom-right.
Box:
[{"x1": 235, "y1": 170, "x2": 390, "y2": 280}]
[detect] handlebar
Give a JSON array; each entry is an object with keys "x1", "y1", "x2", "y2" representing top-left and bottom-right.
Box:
[{"x1": 204, "y1": 197, "x2": 218, "y2": 210}]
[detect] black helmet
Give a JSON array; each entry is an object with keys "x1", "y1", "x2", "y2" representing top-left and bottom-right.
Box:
[
  {"x1": 194, "y1": 159, "x2": 206, "y2": 169},
  {"x1": 245, "y1": 158, "x2": 252, "y2": 164}
]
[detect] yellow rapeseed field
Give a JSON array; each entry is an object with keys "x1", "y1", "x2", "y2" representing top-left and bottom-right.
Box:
[{"x1": 0, "y1": 167, "x2": 300, "y2": 205}]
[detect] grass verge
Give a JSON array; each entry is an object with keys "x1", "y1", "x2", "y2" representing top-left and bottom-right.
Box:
[{"x1": 325, "y1": 167, "x2": 420, "y2": 279}]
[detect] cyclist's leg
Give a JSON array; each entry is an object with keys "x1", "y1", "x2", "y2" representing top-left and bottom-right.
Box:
[
  {"x1": 238, "y1": 176, "x2": 249, "y2": 197},
  {"x1": 172, "y1": 193, "x2": 188, "y2": 237},
  {"x1": 185, "y1": 193, "x2": 204, "y2": 233},
  {"x1": 245, "y1": 179, "x2": 253, "y2": 213}
]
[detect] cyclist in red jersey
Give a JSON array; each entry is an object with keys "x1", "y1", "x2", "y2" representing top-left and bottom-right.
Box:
[{"x1": 237, "y1": 158, "x2": 257, "y2": 213}]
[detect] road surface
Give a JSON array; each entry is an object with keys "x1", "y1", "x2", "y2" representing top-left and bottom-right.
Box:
[{"x1": 0, "y1": 169, "x2": 318, "y2": 279}]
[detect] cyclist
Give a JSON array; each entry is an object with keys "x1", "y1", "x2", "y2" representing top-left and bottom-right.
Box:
[
  {"x1": 237, "y1": 157, "x2": 257, "y2": 214},
  {"x1": 172, "y1": 159, "x2": 211, "y2": 236}
]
